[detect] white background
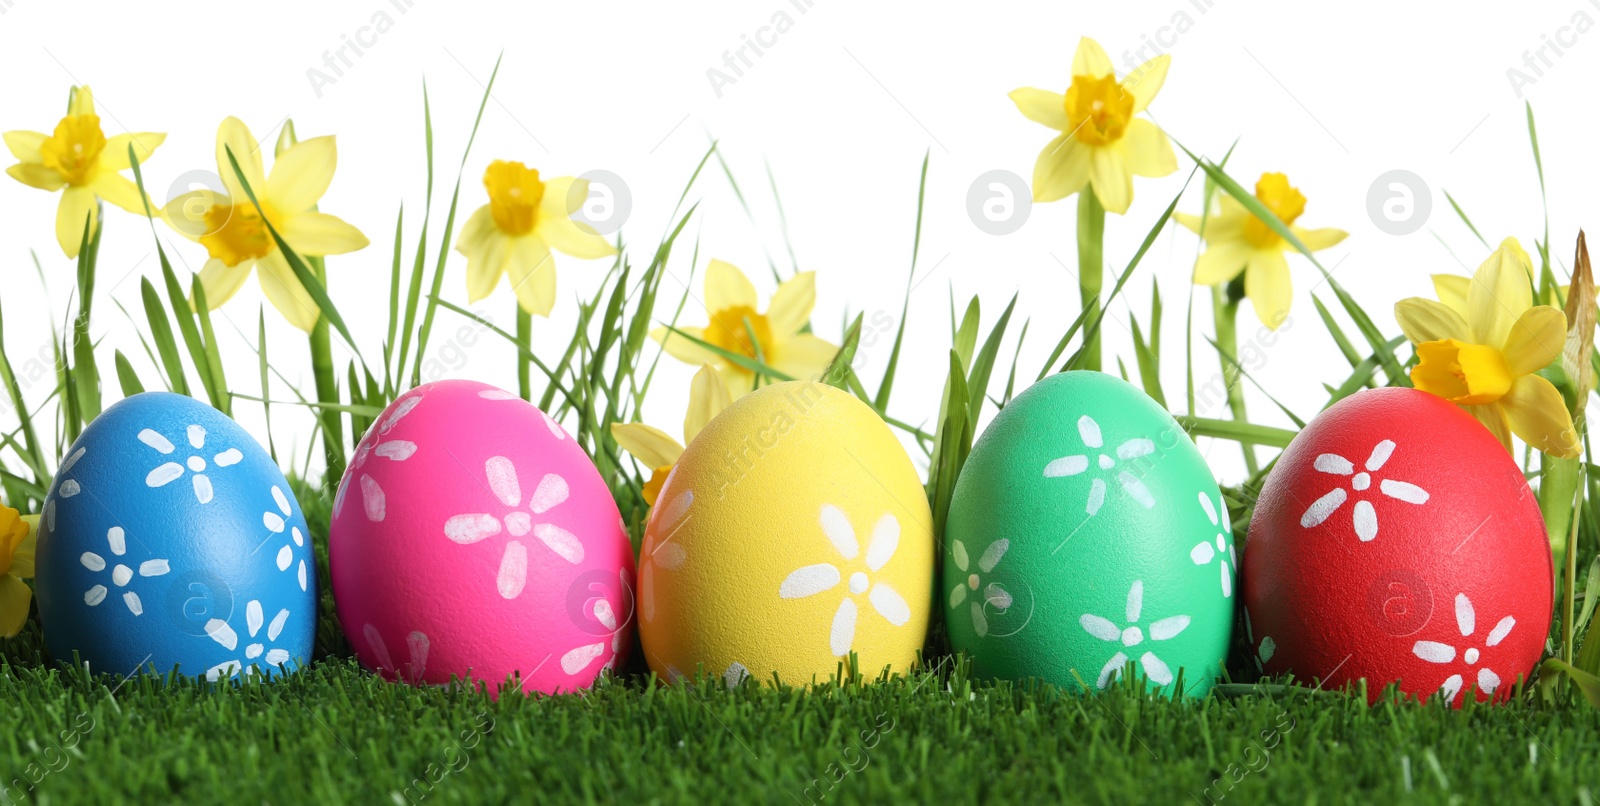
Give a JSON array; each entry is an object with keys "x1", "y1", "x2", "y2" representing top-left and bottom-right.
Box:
[{"x1": 1, "y1": 0, "x2": 1596, "y2": 484}]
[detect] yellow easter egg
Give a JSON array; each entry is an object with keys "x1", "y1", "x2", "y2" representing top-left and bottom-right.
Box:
[{"x1": 638, "y1": 379, "x2": 933, "y2": 685}]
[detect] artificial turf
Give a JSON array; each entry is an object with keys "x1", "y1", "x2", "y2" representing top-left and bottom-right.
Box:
[{"x1": 2, "y1": 488, "x2": 1599, "y2": 805}]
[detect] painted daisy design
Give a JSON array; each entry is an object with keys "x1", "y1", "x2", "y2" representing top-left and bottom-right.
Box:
[
  {"x1": 44, "y1": 445, "x2": 87, "y2": 533},
  {"x1": 262, "y1": 485, "x2": 309, "y2": 592},
  {"x1": 1080, "y1": 580, "x2": 1191, "y2": 689},
  {"x1": 779, "y1": 505, "x2": 911, "y2": 657},
  {"x1": 948, "y1": 538, "x2": 1012, "y2": 638},
  {"x1": 1190, "y1": 491, "x2": 1237, "y2": 597},
  {"x1": 205, "y1": 600, "x2": 293, "y2": 681},
  {"x1": 443, "y1": 456, "x2": 581, "y2": 600},
  {"x1": 334, "y1": 393, "x2": 422, "y2": 522},
  {"x1": 140, "y1": 424, "x2": 244, "y2": 505},
  {"x1": 1043, "y1": 415, "x2": 1155, "y2": 517},
  {"x1": 1299, "y1": 439, "x2": 1430, "y2": 542},
  {"x1": 364, "y1": 625, "x2": 431, "y2": 684},
  {"x1": 1412, "y1": 593, "x2": 1516, "y2": 703},
  {"x1": 79, "y1": 526, "x2": 169, "y2": 615}
]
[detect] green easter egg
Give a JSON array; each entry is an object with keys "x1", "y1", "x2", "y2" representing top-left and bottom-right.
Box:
[{"x1": 944, "y1": 371, "x2": 1234, "y2": 696}]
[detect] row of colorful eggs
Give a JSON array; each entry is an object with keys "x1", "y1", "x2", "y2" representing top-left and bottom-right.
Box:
[{"x1": 28, "y1": 374, "x2": 1552, "y2": 704}]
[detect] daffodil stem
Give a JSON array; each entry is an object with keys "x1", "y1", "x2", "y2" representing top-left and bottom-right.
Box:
[
  {"x1": 516, "y1": 307, "x2": 533, "y2": 400},
  {"x1": 1212, "y1": 285, "x2": 1258, "y2": 475},
  {"x1": 1076, "y1": 189, "x2": 1105, "y2": 373},
  {"x1": 308, "y1": 259, "x2": 345, "y2": 486}
]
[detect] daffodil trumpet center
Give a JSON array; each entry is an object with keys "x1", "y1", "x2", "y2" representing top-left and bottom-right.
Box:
[
  {"x1": 1064, "y1": 74, "x2": 1132, "y2": 146},
  {"x1": 40, "y1": 113, "x2": 107, "y2": 186},
  {"x1": 1243, "y1": 172, "x2": 1307, "y2": 249},
  {"x1": 705, "y1": 305, "x2": 774, "y2": 365},
  {"x1": 1411, "y1": 339, "x2": 1514, "y2": 406},
  {"x1": 485, "y1": 160, "x2": 545, "y2": 237},
  {"x1": 200, "y1": 202, "x2": 281, "y2": 266}
]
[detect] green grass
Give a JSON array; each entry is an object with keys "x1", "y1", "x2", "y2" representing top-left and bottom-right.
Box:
[{"x1": 4, "y1": 642, "x2": 1600, "y2": 804}]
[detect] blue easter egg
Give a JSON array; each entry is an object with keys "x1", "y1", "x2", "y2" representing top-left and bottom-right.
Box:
[{"x1": 33, "y1": 392, "x2": 316, "y2": 680}]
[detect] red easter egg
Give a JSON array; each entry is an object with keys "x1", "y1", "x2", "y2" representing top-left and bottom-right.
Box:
[{"x1": 1242, "y1": 387, "x2": 1551, "y2": 705}]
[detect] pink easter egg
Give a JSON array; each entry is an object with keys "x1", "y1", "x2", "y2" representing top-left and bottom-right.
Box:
[{"x1": 329, "y1": 380, "x2": 635, "y2": 697}]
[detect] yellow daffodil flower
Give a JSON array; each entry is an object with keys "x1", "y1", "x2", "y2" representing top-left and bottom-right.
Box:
[
  {"x1": 1395, "y1": 237, "x2": 1578, "y2": 457},
  {"x1": 1009, "y1": 37, "x2": 1177, "y2": 214},
  {"x1": 651, "y1": 260, "x2": 836, "y2": 396},
  {"x1": 610, "y1": 364, "x2": 731, "y2": 504},
  {"x1": 0, "y1": 506, "x2": 37, "y2": 638},
  {"x1": 455, "y1": 160, "x2": 617, "y2": 317},
  {"x1": 1176, "y1": 172, "x2": 1347, "y2": 329},
  {"x1": 163, "y1": 117, "x2": 369, "y2": 333},
  {"x1": 4, "y1": 86, "x2": 166, "y2": 258}
]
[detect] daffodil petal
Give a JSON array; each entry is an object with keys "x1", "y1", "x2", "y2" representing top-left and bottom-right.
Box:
[
  {"x1": 215, "y1": 116, "x2": 267, "y2": 202},
  {"x1": 704, "y1": 259, "x2": 757, "y2": 314},
  {"x1": 265, "y1": 135, "x2": 336, "y2": 213},
  {"x1": 1009, "y1": 87, "x2": 1068, "y2": 130},
  {"x1": 507, "y1": 235, "x2": 556, "y2": 317},
  {"x1": 1502, "y1": 374, "x2": 1580, "y2": 458},
  {"x1": 1290, "y1": 226, "x2": 1347, "y2": 252},
  {"x1": 1193, "y1": 241, "x2": 1251, "y2": 286},
  {"x1": 6, "y1": 163, "x2": 66, "y2": 192},
  {"x1": 161, "y1": 190, "x2": 228, "y2": 241},
  {"x1": 1071, "y1": 37, "x2": 1114, "y2": 78},
  {"x1": 69, "y1": 86, "x2": 95, "y2": 117},
  {"x1": 3, "y1": 130, "x2": 46, "y2": 162},
  {"x1": 685, "y1": 363, "x2": 732, "y2": 443},
  {"x1": 652, "y1": 325, "x2": 718, "y2": 366},
  {"x1": 1121, "y1": 119, "x2": 1176, "y2": 179},
  {"x1": 1467, "y1": 239, "x2": 1533, "y2": 346},
  {"x1": 257, "y1": 250, "x2": 320, "y2": 333},
  {"x1": 767, "y1": 271, "x2": 816, "y2": 337},
  {"x1": 1088, "y1": 147, "x2": 1132, "y2": 215},
  {"x1": 55, "y1": 186, "x2": 97, "y2": 259},
  {"x1": 610, "y1": 422, "x2": 683, "y2": 469},
  {"x1": 197, "y1": 257, "x2": 254, "y2": 310},
  {"x1": 536, "y1": 176, "x2": 617, "y2": 260},
  {"x1": 1031, "y1": 133, "x2": 1091, "y2": 203},
  {"x1": 1244, "y1": 249, "x2": 1292, "y2": 329},
  {"x1": 1466, "y1": 403, "x2": 1513, "y2": 454},
  {"x1": 773, "y1": 333, "x2": 839, "y2": 379},
  {"x1": 101, "y1": 132, "x2": 166, "y2": 172},
  {"x1": 457, "y1": 208, "x2": 505, "y2": 303},
  {"x1": 1122, "y1": 54, "x2": 1170, "y2": 113},
  {"x1": 1432, "y1": 274, "x2": 1471, "y2": 318},
  {"x1": 1394, "y1": 298, "x2": 1471, "y2": 344},
  {"x1": 91, "y1": 172, "x2": 148, "y2": 214},
  {"x1": 718, "y1": 363, "x2": 756, "y2": 397},
  {"x1": 280, "y1": 211, "x2": 369, "y2": 256},
  {"x1": 0, "y1": 575, "x2": 30, "y2": 638},
  {"x1": 11, "y1": 529, "x2": 35, "y2": 579},
  {"x1": 1502, "y1": 305, "x2": 1567, "y2": 376}
]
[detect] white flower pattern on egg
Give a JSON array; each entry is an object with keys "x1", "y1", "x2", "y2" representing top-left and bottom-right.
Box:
[
  {"x1": 1298, "y1": 439, "x2": 1430, "y2": 542},
  {"x1": 262, "y1": 485, "x2": 310, "y2": 591},
  {"x1": 779, "y1": 505, "x2": 911, "y2": 657},
  {"x1": 947, "y1": 538, "x2": 1011, "y2": 638},
  {"x1": 140, "y1": 423, "x2": 244, "y2": 505},
  {"x1": 640, "y1": 489, "x2": 692, "y2": 625},
  {"x1": 1080, "y1": 580, "x2": 1191, "y2": 689},
  {"x1": 1042, "y1": 415, "x2": 1156, "y2": 517},
  {"x1": 443, "y1": 456, "x2": 581, "y2": 600},
  {"x1": 79, "y1": 526, "x2": 169, "y2": 616},
  {"x1": 364, "y1": 624, "x2": 432, "y2": 684},
  {"x1": 46, "y1": 446, "x2": 88, "y2": 533},
  {"x1": 205, "y1": 600, "x2": 294, "y2": 681},
  {"x1": 335, "y1": 394, "x2": 422, "y2": 522},
  {"x1": 1190, "y1": 491, "x2": 1237, "y2": 597},
  {"x1": 477, "y1": 389, "x2": 567, "y2": 441},
  {"x1": 1412, "y1": 593, "x2": 1516, "y2": 703}
]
